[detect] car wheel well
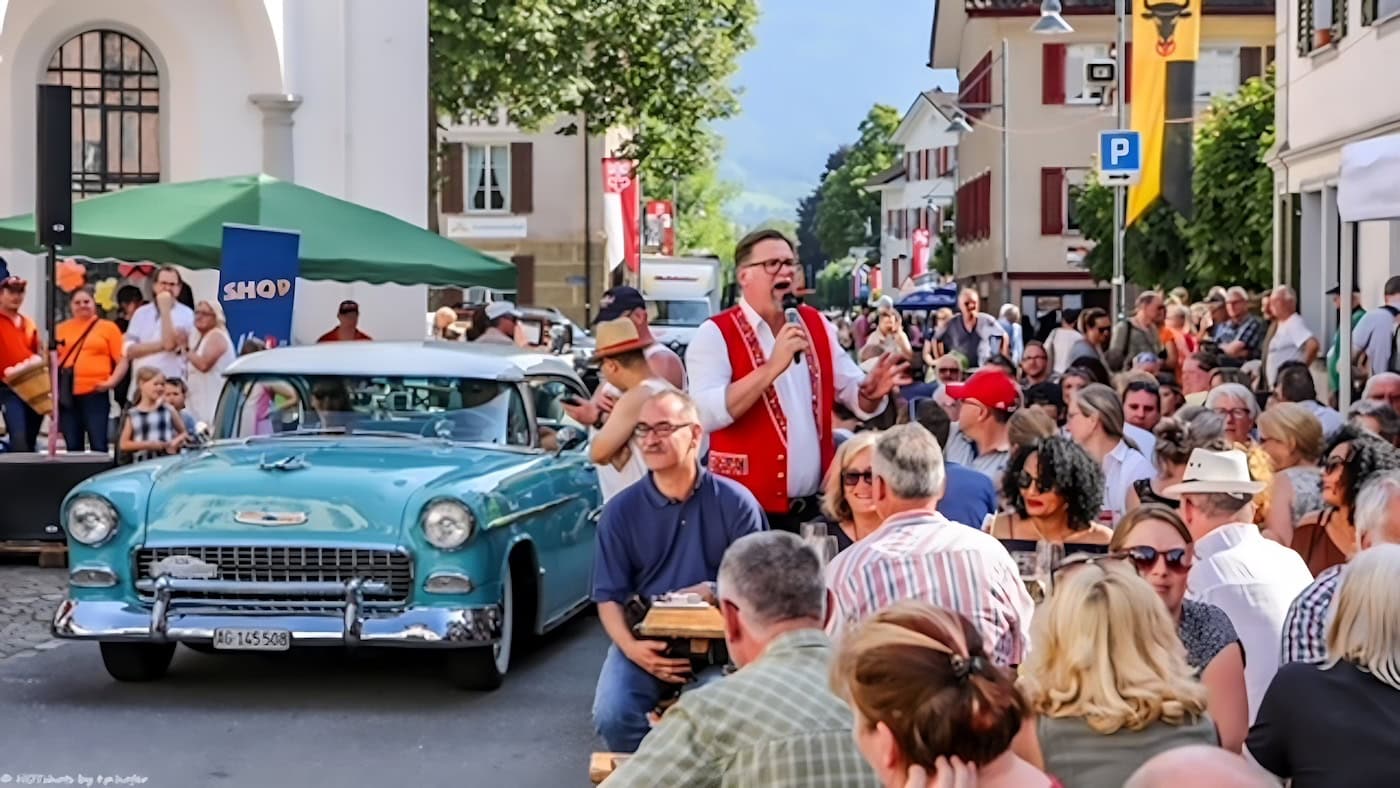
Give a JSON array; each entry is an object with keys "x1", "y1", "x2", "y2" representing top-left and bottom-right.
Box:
[{"x1": 507, "y1": 542, "x2": 540, "y2": 636}]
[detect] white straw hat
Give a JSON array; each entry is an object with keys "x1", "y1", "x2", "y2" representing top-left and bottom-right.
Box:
[{"x1": 1164, "y1": 448, "x2": 1266, "y2": 496}]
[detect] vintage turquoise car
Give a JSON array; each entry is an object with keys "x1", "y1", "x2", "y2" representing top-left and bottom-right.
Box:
[{"x1": 52, "y1": 342, "x2": 602, "y2": 690}]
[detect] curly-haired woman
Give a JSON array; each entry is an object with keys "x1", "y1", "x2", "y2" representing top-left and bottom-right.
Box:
[
  {"x1": 1292, "y1": 425, "x2": 1400, "y2": 575},
  {"x1": 986, "y1": 436, "x2": 1113, "y2": 545},
  {"x1": 1012, "y1": 561, "x2": 1217, "y2": 788}
]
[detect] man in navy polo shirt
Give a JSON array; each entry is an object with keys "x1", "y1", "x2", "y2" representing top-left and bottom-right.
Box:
[{"x1": 591, "y1": 389, "x2": 766, "y2": 753}]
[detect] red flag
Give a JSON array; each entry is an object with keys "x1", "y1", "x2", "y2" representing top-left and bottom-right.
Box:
[
  {"x1": 644, "y1": 200, "x2": 676, "y2": 256},
  {"x1": 603, "y1": 159, "x2": 641, "y2": 272},
  {"x1": 911, "y1": 228, "x2": 931, "y2": 278}
]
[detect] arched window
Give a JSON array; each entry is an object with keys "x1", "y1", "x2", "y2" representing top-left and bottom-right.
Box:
[{"x1": 45, "y1": 30, "x2": 160, "y2": 197}]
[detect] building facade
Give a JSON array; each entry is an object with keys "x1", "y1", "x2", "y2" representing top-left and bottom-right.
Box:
[
  {"x1": 437, "y1": 114, "x2": 625, "y2": 324},
  {"x1": 930, "y1": 0, "x2": 1274, "y2": 332},
  {"x1": 0, "y1": 0, "x2": 430, "y2": 343},
  {"x1": 868, "y1": 90, "x2": 961, "y2": 292},
  {"x1": 1273, "y1": 0, "x2": 1400, "y2": 346}
]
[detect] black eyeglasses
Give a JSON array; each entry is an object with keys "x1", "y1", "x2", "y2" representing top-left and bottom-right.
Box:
[
  {"x1": 1213, "y1": 407, "x2": 1252, "y2": 420},
  {"x1": 633, "y1": 421, "x2": 695, "y2": 438},
  {"x1": 1015, "y1": 472, "x2": 1053, "y2": 492},
  {"x1": 1118, "y1": 546, "x2": 1191, "y2": 574},
  {"x1": 842, "y1": 469, "x2": 874, "y2": 487},
  {"x1": 742, "y1": 257, "x2": 797, "y2": 274}
]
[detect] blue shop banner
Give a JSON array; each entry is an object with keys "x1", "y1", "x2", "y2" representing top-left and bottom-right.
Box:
[{"x1": 218, "y1": 224, "x2": 302, "y2": 352}]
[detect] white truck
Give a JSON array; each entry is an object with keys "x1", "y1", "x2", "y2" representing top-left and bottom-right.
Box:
[{"x1": 638, "y1": 254, "x2": 723, "y2": 354}]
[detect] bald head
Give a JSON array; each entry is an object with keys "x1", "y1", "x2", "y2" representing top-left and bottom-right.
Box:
[{"x1": 1125, "y1": 747, "x2": 1278, "y2": 788}]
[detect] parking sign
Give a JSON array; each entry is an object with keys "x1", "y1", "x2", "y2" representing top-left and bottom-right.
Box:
[{"x1": 1098, "y1": 130, "x2": 1141, "y2": 186}]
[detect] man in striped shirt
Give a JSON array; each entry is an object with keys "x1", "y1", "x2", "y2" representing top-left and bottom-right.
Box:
[
  {"x1": 825, "y1": 423, "x2": 1033, "y2": 666},
  {"x1": 1281, "y1": 468, "x2": 1400, "y2": 664}
]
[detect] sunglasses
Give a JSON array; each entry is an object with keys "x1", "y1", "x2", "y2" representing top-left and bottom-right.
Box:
[
  {"x1": 1323, "y1": 454, "x2": 1350, "y2": 473},
  {"x1": 339, "y1": 308, "x2": 359, "y2": 315},
  {"x1": 1016, "y1": 472, "x2": 1053, "y2": 492},
  {"x1": 842, "y1": 469, "x2": 874, "y2": 487},
  {"x1": 1125, "y1": 381, "x2": 1160, "y2": 395},
  {"x1": 1119, "y1": 546, "x2": 1191, "y2": 574}
]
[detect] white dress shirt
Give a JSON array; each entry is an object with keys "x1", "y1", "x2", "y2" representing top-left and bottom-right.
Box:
[
  {"x1": 1265, "y1": 312, "x2": 1314, "y2": 386},
  {"x1": 1188, "y1": 522, "x2": 1313, "y2": 722},
  {"x1": 124, "y1": 302, "x2": 195, "y2": 381},
  {"x1": 1123, "y1": 423, "x2": 1157, "y2": 465},
  {"x1": 1101, "y1": 440, "x2": 1154, "y2": 525},
  {"x1": 687, "y1": 299, "x2": 882, "y2": 498}
]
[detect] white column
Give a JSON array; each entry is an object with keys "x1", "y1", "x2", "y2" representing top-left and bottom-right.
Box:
[{"x1": 248, "y1": 94, "x2": 303, "y2": 180}]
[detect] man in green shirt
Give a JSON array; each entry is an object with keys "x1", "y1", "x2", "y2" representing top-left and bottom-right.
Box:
[
  {"x1": 1327, "y1": 284, "x2": 1366, "y2": 404},
  {"x1": 604, "y1": 532, "x2": 879, "y2": 787}
]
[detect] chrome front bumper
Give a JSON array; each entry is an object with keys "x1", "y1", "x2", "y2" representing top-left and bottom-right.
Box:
[{"x1": 53, "y1": 576, "x2": 501, "y2": 648}]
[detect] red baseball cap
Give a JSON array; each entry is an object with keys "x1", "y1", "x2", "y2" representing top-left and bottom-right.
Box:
[{"x1": 945, "y1": 368, "x2": 1020, "y2": 411}]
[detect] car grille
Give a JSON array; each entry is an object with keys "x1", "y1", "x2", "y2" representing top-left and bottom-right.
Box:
[{"x1": 135, "y1": 546, "x2": 414, "y2": 607}]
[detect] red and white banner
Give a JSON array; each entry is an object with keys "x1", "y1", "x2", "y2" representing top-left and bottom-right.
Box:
[
  {"x1": 644, "y1": 200, "x2": 676, "y2": 256},
  {"x1": 869, "y1": 264, "x2": 882, "y2": 294},
  {"x1": 911, "y1": 227, "x2": 931, "y2": 278},
  {"x1": 603, "y1": 158, "x2": 641, "y2": 273}
]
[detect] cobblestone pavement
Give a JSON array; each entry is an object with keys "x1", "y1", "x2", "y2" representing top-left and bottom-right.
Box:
[{"x1": 0, "y1": 564, "x2": 67, "y2": 663}]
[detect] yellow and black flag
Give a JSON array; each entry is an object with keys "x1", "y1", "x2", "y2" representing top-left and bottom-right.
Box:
[{"x1": 1127, "y1": 0, "x2": 1203, "y2": 224}]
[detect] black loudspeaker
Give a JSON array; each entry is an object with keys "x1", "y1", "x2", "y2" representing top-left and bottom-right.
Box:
[{"x1": 35, "y1": 84, "x2": 73, "y2": 247}]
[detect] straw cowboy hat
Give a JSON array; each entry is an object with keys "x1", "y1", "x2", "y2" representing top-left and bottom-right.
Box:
[
  {"x1": 1165, "y1": 448, "x2": 1266, "y2": 496},
  {"x1": 589, "y1": 317, "x2": 653, "y2": 364}
]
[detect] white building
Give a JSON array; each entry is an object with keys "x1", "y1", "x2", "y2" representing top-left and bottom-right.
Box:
[
  {"x1": 867, "y1": 90, "x2": 960, "y2": 291},
  {"x1": 1273, "y1": 0, "x2": 1400, "y2": 342},
  {"x1": 0, "y1": 0, "x2": 430, "y2": 343}
]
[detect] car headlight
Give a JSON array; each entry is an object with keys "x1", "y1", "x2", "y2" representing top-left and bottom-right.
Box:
[
  {"x1": 67, "y1": 496, "x2": 119, "y2": 546},
  {"x1": 421, "y1": 499, "x2": 476, "y2": 550}
]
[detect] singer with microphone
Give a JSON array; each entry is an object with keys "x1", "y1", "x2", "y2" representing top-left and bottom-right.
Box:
[{"x1": 686, "y1": 229, "x2": 913, "y2": 533}]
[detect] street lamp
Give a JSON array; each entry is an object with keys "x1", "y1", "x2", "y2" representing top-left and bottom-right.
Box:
[
  {"x1": 944, "y1": 113, "x2": 975, "y2": 135},
  {"x1": 1031, "y1": 0, "x2": 1075, "y2": 34}
]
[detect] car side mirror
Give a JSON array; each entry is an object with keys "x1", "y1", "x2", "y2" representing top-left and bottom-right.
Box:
[{"x1": 555, "y1": 426, "x2": 588, "y2": 453}]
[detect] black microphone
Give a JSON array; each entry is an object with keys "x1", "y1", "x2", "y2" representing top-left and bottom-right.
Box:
[{"x1": 782, "y1": 293, "x2": 802, "y2": 365}]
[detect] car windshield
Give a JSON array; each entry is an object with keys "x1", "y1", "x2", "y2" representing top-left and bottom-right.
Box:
[
  {"x1": 647, "y1": 300, "x2": 711, "y2": 326},
  {"x1": 217, "y1": 374, "x2": 530, "y2": 445}
]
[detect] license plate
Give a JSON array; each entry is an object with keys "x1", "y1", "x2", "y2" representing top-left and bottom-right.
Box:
[{"x1": 212, "y1": 628, "x2": 291, "y2": 651}]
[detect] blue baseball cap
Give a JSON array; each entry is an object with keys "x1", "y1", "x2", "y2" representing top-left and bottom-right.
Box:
[{"x1": 595, "y1": 286, "x2": 646, "y2": 323}]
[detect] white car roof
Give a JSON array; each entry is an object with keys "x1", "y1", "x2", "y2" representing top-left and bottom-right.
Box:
[{"x1": 223, "y1": 341, "x2": 582, "y2": 383}]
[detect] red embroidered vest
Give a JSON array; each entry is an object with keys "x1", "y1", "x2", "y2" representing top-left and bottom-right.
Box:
[{"x1": 707, "y1": 304, "x2": 837, "y2": 513}]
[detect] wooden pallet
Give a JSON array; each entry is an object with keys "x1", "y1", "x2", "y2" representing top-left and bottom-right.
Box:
[{"x1": 0, "y1": 540, "x2": 68, "y2": 568}]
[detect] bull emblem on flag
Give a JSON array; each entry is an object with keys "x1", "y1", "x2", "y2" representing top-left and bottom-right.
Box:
[{"x1": 1141, "y1": 0, "x2": 1193, "y2": 56}]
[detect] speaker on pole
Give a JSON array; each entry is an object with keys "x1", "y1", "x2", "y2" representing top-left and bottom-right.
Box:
[{"x1": 36, "y1": 84, "x2": 72, "y2": 248}]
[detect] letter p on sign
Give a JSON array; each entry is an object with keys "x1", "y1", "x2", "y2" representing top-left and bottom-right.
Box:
[{"x1": 1098, "y1": 130, "x2": 1141, "y2": 186}]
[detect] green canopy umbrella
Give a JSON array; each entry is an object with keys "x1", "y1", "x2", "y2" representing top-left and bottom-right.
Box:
[{"x1": 0, "y1": 174, "x2": 515, "y2": 289}]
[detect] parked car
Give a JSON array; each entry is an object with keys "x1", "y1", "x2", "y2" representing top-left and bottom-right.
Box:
[{"x1": 52, "y1": 342, "x2": 602, "y2": 690}]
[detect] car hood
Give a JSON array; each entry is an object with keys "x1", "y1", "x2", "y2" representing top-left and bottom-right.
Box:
[{"x1": 143, "y1": 439, "x2": 530, "y2": 544}]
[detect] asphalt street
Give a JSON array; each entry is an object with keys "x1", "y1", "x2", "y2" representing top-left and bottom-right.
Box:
[{"x1": 0, "y1": 570, "x2": 611, "y2": 788}]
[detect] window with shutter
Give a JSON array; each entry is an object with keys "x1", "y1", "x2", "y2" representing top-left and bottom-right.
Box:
[
  {"x1": 1239, "y1": 47, "x2": 1263, "y2": 84},
  {"x1": 921, "y1": 150, "x2": 931, "y2": 181},
  {"x1": 510, "y1": 142, "x2": 533, "y2": 214},
  {"x1": 441, "y1": 143, "x2": 464, "y2": 215},
  {"x1": 1043, "y1": 44, "x2": 1067, "y2": 104},
  {"x1": 1041, "y1": 168, "x2": 1065, "y2": 236},
  {"x1": 961, "y1": 53, "x2": 993, "y2": 118}
]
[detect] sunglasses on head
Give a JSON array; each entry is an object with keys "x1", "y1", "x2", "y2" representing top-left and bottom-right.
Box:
[
  {"x1": 1119, "y1": 546, "x2": 1191, "y2": 573},
  {"x1": 1323, "y1": 454, "x2": 1350, "y2": 473},
  {"x1": 1125, "y1": 381, "x2": 1160, "y2": 395},
  {"x1": 842, "y1": 469, "x2": 874, "y2": 487}
]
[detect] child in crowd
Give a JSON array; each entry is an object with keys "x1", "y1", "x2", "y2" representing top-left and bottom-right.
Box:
[
  {"x1": 162, "y1": 377, "x2": 201, "y2": 442},
  {"x1": 119, "y1": 367, "x2": 188, "y2": 462}
]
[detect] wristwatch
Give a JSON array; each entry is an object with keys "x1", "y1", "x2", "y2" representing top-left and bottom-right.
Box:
[{"x1": 592, "y1": 411, "x2": 607, "y2": 430}]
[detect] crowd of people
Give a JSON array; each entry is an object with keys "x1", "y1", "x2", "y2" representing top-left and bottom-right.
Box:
[{"x1": 583, "y1": 229, "x2": 1400, "y2": 787}]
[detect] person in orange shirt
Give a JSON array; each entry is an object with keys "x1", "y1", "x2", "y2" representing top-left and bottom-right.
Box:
[
  {"x1": 56, "y1": 287, "x2": 128, "y2": 452},
  {"x1": 0, "y1": 259, "x2": 42, "y2": 451}
]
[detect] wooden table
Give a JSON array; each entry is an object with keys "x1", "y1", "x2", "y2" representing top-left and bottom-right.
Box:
[{"x1": 636, "y1": 605, "x2": 725, "y2": 640}]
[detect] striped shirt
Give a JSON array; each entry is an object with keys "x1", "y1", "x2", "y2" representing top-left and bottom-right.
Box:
[
  {"x1": 1280, "y1": 563, "x2": 1343, "y2": 665},
  {"x1": 825, "y1": 508, "x2": 1034, "y2": 666},
  {"x1": 603, "y1": 629, "x2": 880, "y2": 788}
]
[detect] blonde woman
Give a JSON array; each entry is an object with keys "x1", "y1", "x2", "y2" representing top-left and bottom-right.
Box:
[
  {"x1": 833, "y1": 602, "x2": 1054, "y2": 788},
  {"x1": 1257, "y1": 402, "x2": 1324, "y2": 545},
  {"x1": 822, "y1": 432, "x2": 883, "y2": 545},
  {"x1": 185, "y1": 300, "x2": 236, "y2": 426},
  {"x1": 1067, "y1": 384, "x2": 1155, "y2": 525},
  {"x1": 1013, "y1": 561, "x2": 1216, "y2": 788},
  {"x1": 1248, "y1": 544, "x2": 1400, "y2": 787},
  {"x1": 1008, "y1": 408, "x2": 1057, "y2": 452}
]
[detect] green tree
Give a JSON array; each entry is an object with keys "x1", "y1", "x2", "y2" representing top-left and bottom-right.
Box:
[
  {"x1": 428, "y1": 0, "x2": 757, "y2": 196},
  {"x1": 796, "y1": 147, "x2": 849, "y2": 274},
  {"x1": 1184, "y1": 69, "x2": 1276, "y2": 290},
  {"x1": 1075, "y1": 179, "x2": 1193, "y2": 289},
  {"x1": 814, "y1": 105, "x2": 902, "y2": 261},
  {"x1": 673, "y1": 160, "x2": 741, "y2": 279},
  {"x1": 933, "y1": 204, "x2": 955, "y2": 275}
]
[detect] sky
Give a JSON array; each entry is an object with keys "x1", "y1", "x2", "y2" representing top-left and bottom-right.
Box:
[{"x1": 716, "y1": 0, "x2": 957, "y2": 227}]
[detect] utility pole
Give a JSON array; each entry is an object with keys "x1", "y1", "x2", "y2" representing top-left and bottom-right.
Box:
[{"x1": 1112, "y1": 0, "x2": 1127, "y2": 321}]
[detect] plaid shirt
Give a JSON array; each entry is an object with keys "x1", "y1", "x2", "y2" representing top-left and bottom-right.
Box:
[
  {"x1": 1280, "y1": 564, "x2": 1343, "y2": 665},
  {"x1": 825, "y1": 509, "x2": 1034, "y2": 666},
  {"x1": 1212, "y1": 314, "x2": 1266, "y2": 358},
  {"x1": 603, "y1": 629, "x2": 880, "y2": 788}
]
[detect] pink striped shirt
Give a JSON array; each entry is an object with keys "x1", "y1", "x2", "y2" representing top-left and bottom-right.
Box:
[{"x1": 825, "y1": 508, "x2": 1034, "y2": 666}]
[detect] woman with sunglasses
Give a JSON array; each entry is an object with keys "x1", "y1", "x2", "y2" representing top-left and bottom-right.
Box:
[
  {"x1": 1256, "y1": 403, "x2": 1324, "y2": 545},
  {"x1": 1291, "y1": 426, "x2": 1400, "y2": 576},
  {"x1": 1012, "y1": 561, "x2": 1216, "y2": 788},
  {"x1": 988, "y1": 436, "x2": 1112, "y2": 546},
  {"x1": 821, "y1": 432, "x2": 883, "y2": 547},
  {"x1": 1109, "y1": 505, "x2": 1248, "y2": 753}
]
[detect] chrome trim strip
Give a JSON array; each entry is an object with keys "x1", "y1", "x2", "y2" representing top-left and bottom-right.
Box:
[
  {"x1": 69, "y1": 568, "x2": 118, "y2": 588},
  {"x1": 136, "y1": 578, "x2": 390, "y2": 596},
  {"x1": 486, "y1": 496, "x2": 580, "y2": 530},
  {"x1": 540, "y1": 596, "x2": 592, "y2": 634},
  {"x1": 424, "y1": 571, "x2": 475, "y2": 594},
  {"x1": 586, "y1": 506, "x2": 605, "y2": 523}
]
